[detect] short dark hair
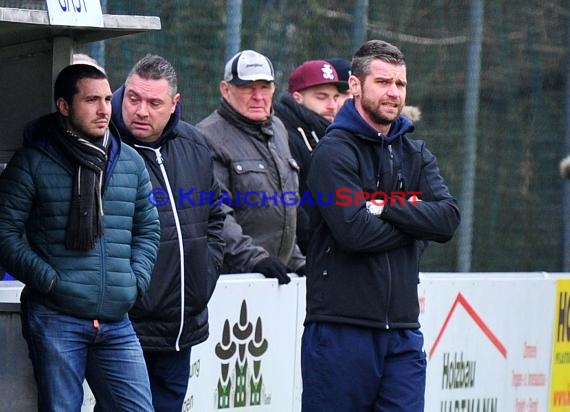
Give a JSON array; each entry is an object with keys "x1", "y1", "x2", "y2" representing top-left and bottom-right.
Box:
[
  {"x1": 54, "y1": 64, "x2": 107, "y2": 105},
  {"x1": 126, "y1": 54, "x2": 178, "y2": 96},
  {"x1": 351, "y1": 40, "x2": 406, "y2": 80}
]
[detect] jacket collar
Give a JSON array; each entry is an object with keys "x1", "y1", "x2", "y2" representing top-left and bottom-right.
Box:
[{"x1": 218, "y1": 98, "x2": 275, "y2": 141}]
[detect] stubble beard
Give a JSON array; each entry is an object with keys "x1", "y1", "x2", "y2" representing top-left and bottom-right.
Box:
[
  {"x1": 361, "y1": 94, "x2": 402, "y2": 126},
  {"x1": 67, "y1": 111, "x2": 107, "y2": 140}
]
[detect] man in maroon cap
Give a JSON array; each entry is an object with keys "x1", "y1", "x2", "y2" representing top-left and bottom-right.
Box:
[
  {"x1": 327, "y1": 57, "x2": 353, "y2": 112},
  {"x1": 274, "y1": 60, "x2": 347, "y2": 254}
]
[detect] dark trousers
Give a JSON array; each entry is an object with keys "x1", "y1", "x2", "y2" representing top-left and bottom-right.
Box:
[
  {"x1": 144, "y1": 347, "x2": 192, "y2": 412},
  {"x1": 301, "y1": 322, "x2": 426, "y2": 412}
]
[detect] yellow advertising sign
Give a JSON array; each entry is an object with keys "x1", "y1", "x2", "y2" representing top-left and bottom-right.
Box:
[{"x1": 551, "y1": 278, "x2": 570, "y2": 410}]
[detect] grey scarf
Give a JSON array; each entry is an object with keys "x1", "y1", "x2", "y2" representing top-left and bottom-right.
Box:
[{"x1": 52, "y1": 119, "x2": 109, "y2": 250}]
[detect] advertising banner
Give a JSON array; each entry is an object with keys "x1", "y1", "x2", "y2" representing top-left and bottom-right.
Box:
[
  {"x1": 183, "y1": 276, "x2": 302, "y2": 412},
  {"x1": 550, "y1": 278, "x2": 570, "y2": 410},
  {"x1": 8, "y1": 272, "x2": 561, "y2": 411},
  {"x1": 419, "y1": 274, "x2": 555, "y2": 412}
]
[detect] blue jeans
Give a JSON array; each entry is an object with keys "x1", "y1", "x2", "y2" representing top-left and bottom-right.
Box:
[
  {"x1": 21, "y1": 298, "x2": 154, "y2": 412},
  {"x1": 144, "y1": 348, "x2": 192, "y2": 412},
  {"x1": 301, "y1": 322, "x2": 426, "y2": 412}
]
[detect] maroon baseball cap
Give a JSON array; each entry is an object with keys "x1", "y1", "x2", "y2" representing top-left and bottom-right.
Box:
[{"x1": 288, "y1": 60, "x2": 347, "y2": 93}]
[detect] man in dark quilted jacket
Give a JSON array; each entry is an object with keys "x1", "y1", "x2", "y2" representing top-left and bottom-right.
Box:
[{"x1": 0, "y1": 64, "x2": 160, "y2": 411}]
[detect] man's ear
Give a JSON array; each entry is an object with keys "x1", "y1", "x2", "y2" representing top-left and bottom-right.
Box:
[
  {"x1": 171, "y1": 93, "x2": 181, "y2": 114},
  {"x1": 292, "y1": 91, "x2": 304, "y2": 104},
  {"x1": 56, "y1": 97, "x2": 70, "y2": 117},
  {"x1": 348, "y1": 75, "x2": 361, "y2": 97},
  {"x1": 220, "y1": 80, "x2": 230, "y2": 100}
]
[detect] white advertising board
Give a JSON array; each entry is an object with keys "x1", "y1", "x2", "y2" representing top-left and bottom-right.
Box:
[
  {"x1": 182, "y1": 275, "x2": 302, "y2": 412},
  {"x1": 46, "y1": 0, "x2": 103, "y2": 27},
  {"x1": 419, "y1": 274, "x2": 555, "y2": 412}
]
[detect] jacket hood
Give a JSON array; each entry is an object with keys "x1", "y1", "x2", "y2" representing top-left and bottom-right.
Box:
[
  {"x1": 274, "y1": 92, "x2": 330, "y2": 136},
  {"x1": 111, "y1": 85, "x2": 181, "y2": 148},
  {"x1": 23, "y1": 113, "x2": 59, "y2": 151},
  {"x1": 328, "y1": 99, "x2": 414, "y2": 143}
]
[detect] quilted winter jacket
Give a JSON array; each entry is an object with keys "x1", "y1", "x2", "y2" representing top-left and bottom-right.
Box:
[
  {"x1": 112, "y1": 87, "x2": 226, "y2": 351},
  {"x1": 0, "y1": 114, "x2": 160, "y2": 321},
  {"x1": 305, "y1": 100, "x2": 460, "y2": 329}
]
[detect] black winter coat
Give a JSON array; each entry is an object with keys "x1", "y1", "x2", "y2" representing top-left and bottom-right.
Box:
[
  {"x1": 112, "y1": 87, "x2": 225, "y2": 351},
  {"x1": 274, "y1": 92, "x2": 330, "y2": 254}
]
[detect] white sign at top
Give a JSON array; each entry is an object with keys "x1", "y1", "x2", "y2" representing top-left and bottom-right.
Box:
[{"x1": 46, "y1": 0, "x2": 104, "y2": 28}]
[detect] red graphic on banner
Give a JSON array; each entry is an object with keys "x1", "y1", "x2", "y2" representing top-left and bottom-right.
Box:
[{"x1": 428, "y1": 292, "x2": 507, "y2": 360}]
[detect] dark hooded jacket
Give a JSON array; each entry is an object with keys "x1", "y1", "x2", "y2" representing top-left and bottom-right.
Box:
[
  {"x1": 0, "y1": 113, "x2": 160, "y2": 321},
  {"x1": 112, "y1": 86, "x2": 225, "y2": 351},
  {"x1": 274, "y1": 92, "x2": 330, "y2": 254},
  {"x1": 305, "y1": 100, "x2": 460, "y2": 329}
]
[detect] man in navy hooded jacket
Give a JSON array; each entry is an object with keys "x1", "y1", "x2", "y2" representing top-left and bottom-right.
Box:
[
  {"x1": 109, "y1": 54, "x2": 225, "y2": 412},
  {"x1": 301, "y1": 40, "x2": 460, "y2": 412}
]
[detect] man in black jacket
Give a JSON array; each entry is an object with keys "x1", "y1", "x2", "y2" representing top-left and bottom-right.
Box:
[
  {"x1": 274, "y1": 59, "x2": 346, "y2": 254},
  {"x1": 109, "y1": 54, "x2": 226, "y2": 412},
  {"x1": 301, "y1": 40, "x2": 460, "y2": 412}
]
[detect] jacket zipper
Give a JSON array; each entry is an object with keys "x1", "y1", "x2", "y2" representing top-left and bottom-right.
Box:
[
  {"x1": 135, "y1": 144, "x2": 185, "y2": 351},
  {"x1": 97, "y1": 235, "x2": 106, "y2": 315},
  {"x1": 388, "y1": 144, "x2": 394, "y2": 174},
  {"x1": 386, "y1": 144, "x2": 399, "y2": 329},
  {"x1": 388, "y1": 144, "x2": 404, "y2": 191},
  {"x1": 384, "y1": 253, "x2": 391, "y2": 329},
  {"x1": 323, "y1": 246, "x2": 331, "y2": 277}
]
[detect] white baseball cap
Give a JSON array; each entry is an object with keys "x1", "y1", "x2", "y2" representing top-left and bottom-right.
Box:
[{"x1": 224, "y1": 50, "x2": 275, "y2": 85}]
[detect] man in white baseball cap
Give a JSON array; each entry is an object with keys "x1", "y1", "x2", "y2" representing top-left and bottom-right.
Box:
[
  {"x1": 224, "y1": 49, "x2": 275, "y2": 85},
  {"x1": 197, "y1": 50, "x2": 306, "y2": 285},
  {"x1": 219, "y1": 49, "x2": 276, "y2": 121}
]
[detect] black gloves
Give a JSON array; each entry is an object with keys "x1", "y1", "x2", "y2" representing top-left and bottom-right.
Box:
[
  {"x1": 287, "y1": 265, "x2": 306, "y2": 277},
  {"x1": 294, "y1": 265, "x2": 306, "y2": 277},
  {"x1": 252, "y1": 256, "x2": 290, "y2": 285},
  {"x1": 251, "y1": 257, "x2": 305, "y2": 284}
]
